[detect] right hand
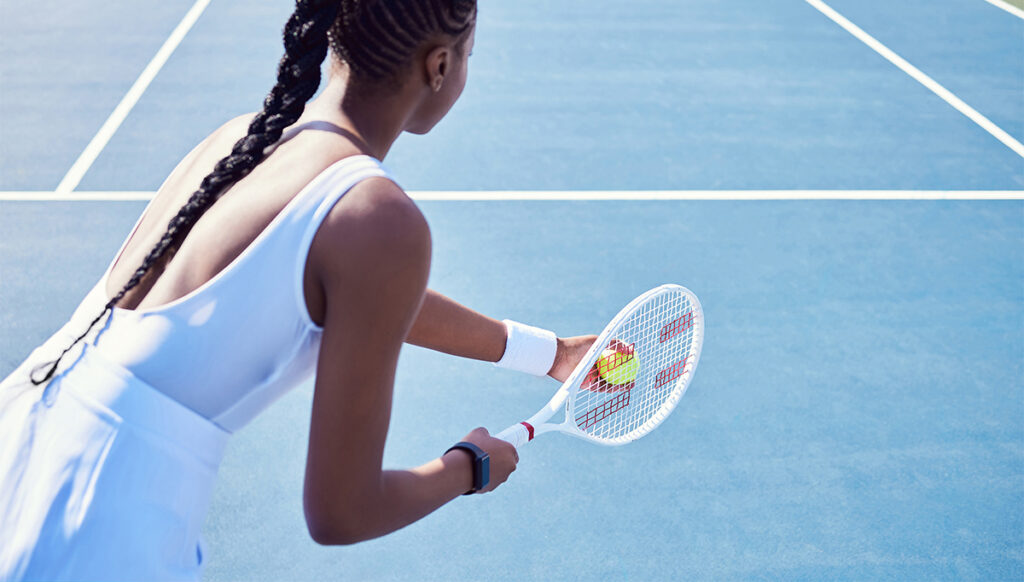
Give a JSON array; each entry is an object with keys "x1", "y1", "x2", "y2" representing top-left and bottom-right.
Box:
[{"x1": 459, "y1": 427, "x2": 518, "y2": 494}]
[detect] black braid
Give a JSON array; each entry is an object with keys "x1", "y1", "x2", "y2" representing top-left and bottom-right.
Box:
[
  {"x1": 30, "y1": 0, "x2": 341, "y2": 386},
  {"x1": 30, "y1": 0, "x2": 477, "y2": 386}
]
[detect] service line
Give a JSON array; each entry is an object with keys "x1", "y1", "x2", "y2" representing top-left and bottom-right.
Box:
[{"x1": 1, "y1": 191, "x2": 1021, "y2": 202}]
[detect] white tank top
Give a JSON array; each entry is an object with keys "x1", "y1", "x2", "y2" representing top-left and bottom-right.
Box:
[{"x1": 63, "y1": 155, "x2": 393, "y2": 432}]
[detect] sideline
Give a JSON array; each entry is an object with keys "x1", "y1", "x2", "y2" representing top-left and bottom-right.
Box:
[
  {"x1": 805, "y1": 0, "x2": 1024, "y2": 159},
  {"x1": 983, "y1": 0, "x2": 1024, "y2": 19},
  {"x1": 54, "y1": 0, "x2": 214, "y2": 195}
]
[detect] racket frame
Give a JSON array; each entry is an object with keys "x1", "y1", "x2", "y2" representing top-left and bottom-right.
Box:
[{"x1": 496, "y1": 284, "x2": 703, "y2": 448}]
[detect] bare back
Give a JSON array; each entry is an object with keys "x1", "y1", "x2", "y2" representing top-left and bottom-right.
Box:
[{"x1": 105, "y1": 115, "x2": 367, "y2": 317}]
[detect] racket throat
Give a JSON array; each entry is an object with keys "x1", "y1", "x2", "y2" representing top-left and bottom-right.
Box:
[{"x1": 519, "y1": 422, "x2": 535, "y2": 441}]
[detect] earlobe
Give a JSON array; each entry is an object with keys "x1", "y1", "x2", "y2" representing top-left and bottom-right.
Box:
[{"x1": 435, "y1": 62, "x2": 446, "y2": 92}]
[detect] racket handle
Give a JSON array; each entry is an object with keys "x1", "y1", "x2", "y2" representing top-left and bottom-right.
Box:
[{"x1": 495, "y1": 422, "x2": 534, "y2": 449}]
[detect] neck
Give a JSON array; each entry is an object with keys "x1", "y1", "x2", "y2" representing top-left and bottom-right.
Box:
[{"x1": 301, "y1": 65, "x2": 412, "y2": 160}]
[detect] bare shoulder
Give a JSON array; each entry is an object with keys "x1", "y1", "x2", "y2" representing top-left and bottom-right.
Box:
[
  {"x1": 152, "y1": 113, "x2": 258, "y2": 198},
  {"x1": 223, "y1": 112, "x2": 258, "y2": 132},
  {"x1": 317, "y1": 177, "x2": 430, "y2": 254},
  {"x1": 126, "y1": 113, "x2": 261, "y2": 247},
  {"x1": 193, "y1": 113, "x2": 258, "y2": 157},
  {"x1": 309, "y1": 177, "x2": 432, "y2": 292}
]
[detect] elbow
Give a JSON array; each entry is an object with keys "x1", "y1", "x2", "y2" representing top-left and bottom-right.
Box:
[
  {"x1": 306, "y1": 519, "x2": 365, "y2": 546},
  {"x1": 304, "y1": 504, "x2": 376, "y2": 546},
  {"x1": 303, "y1": 468, "x2": 388, "y2": 545}
]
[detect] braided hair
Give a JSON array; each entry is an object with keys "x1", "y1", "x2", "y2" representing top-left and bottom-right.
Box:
[
  {"x1": 331, "y1": 0, "x2": 476, "y2": 81},
  {"x1": 30, "y1": 0, "x2": 477, "y2": 386}
]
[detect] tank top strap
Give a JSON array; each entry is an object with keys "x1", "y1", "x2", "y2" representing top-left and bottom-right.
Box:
[
  {"x1": 284, "y1": 155, "x2": 396, "y2": 328},
  {"x1": 290, "y1": 155, "x2": 395, "y2": 230}
]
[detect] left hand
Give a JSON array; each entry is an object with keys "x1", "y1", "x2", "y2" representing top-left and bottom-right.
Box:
[{"x1": 546, "y1": 335, "x2": 598, "y2": 382}]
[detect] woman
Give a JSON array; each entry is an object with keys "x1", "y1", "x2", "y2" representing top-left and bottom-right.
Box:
[{"x1": 0, "y1": 1, "x2": 595, "y2": 579}]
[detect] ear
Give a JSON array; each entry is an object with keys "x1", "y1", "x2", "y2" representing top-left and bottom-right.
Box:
[{"x1": 424, "y1": 45, "x2": 451, "y2": 93}]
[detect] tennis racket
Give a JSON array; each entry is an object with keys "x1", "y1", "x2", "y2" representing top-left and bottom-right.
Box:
[{"x1": 496, "y1": 284, "x2": 704, "y2": 448}]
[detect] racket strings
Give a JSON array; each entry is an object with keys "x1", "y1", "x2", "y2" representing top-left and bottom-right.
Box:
[
  {"x1": 571, "y1": 290, "x2": 701, "y2": 443},
  {"x1": 595, "y1": 348, "x2": 635, "y2": 378}
]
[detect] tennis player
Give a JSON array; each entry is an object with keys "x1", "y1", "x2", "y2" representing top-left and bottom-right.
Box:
[{"x1": 0, "y1": 1, "x2": 595, "y2": 579}]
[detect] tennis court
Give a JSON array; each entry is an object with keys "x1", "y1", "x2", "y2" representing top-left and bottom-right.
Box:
[{"x1": 1, "y1": 0, "x2": 1022, "y2": 580}]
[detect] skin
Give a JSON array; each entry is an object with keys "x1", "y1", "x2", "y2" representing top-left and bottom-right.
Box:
[{"x1": 104, "y1": 22, "x2": 596, "y2": 545}]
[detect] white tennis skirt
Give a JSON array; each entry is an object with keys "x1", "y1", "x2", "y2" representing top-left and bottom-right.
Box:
[{"x1": 0, "y1": 344, "x2": 229, "y2": 581}]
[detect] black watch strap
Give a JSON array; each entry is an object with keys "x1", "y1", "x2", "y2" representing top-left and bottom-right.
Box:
[{"x1": 445, "y1": 441, "x2": 490, "y2": 495}]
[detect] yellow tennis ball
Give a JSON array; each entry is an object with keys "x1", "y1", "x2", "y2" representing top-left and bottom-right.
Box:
[{"x1": 596, "y1": 348, "x2": 640, "y2": 385}]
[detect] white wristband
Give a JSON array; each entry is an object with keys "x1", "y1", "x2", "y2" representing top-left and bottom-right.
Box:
[{"x1": 493, "y1": 319, "x2": 558, "y2": 377}]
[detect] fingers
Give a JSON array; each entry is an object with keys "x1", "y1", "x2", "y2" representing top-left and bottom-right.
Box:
[{"x1": 606, "y1": 338, "x2": 634, "y2": 355}]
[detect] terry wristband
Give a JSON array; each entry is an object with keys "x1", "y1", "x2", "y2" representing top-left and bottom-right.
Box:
[
  {"x1": 493, "y1": 319, "x2": 558, "y2": 377},
  {"x1": 445, "y1": 441, "x2": 490, "y2": 495}
]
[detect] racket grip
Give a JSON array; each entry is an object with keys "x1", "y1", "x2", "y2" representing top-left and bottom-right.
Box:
[{"x1": 495, "y1": 422, "x2": 534, "y2": 449}]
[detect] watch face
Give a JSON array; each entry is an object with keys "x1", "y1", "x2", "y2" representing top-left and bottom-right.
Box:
[{"x1": 478, "y1": 455, "x2": 490, "y2": 491}]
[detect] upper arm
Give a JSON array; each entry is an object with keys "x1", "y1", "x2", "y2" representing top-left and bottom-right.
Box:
[{"x1": 301, "y1": 178, "x2": 431, "y2": 534}]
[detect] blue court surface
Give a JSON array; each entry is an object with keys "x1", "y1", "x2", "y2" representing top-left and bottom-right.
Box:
[{"x1": 1, "y1": 0, "x2": 1022, "y2": 580}]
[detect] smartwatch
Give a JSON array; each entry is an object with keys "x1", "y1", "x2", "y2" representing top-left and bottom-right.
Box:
[{"x1": 445, "y1": 441, "x2": 490, "y2": 495}]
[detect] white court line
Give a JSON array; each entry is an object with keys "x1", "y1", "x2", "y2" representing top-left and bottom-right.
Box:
[
  {"x1": 1, "y1": 191, "x2": 1021, "y2": 201},
  {"x1": 806, "y1": 0, "x2": 1024, "y2": 159},
  {"x1": 984, "y1": 0, "x2": 1024, "y2": 19},
  {"x1": 54, "y1": 0, "x2": 213, "y2": 195},
  {"x1": 0, "y1": 192, "x2": 156, "y2": 201},
  {"x1": 412, "y1": 190, "x2": 1024, "y2": 201}
]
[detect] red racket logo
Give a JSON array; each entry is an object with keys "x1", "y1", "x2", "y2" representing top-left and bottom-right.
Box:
[
  {"x1": 653, "y1": 355, "x2": 690, "y2": 390},
  {"x1": 659, "y1": 311, "x2": 694, "y2": 343}
]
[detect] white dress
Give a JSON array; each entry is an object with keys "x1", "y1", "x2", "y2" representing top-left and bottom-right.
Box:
[{"x1": 0, "y1": 156, "x2": 393, "y2": 581}]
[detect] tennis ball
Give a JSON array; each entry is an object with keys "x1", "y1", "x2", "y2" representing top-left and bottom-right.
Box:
[{"x1": 596, "y1": 347, "x2": 640, "y2": 385}]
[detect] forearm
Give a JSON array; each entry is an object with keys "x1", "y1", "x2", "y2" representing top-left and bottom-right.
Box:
[
  {"x1": 312, "y1": 451, "x2": 473, "y2": 545},
  {"x1": 375, "y1": 453, "x2": 474, "y2": 539},
  {"x1": 406, "y1": 289, "x2": 507, "y2": 362},
  {"x1": 407, "y1": 290, "x2": 591, "y2": 381}
]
